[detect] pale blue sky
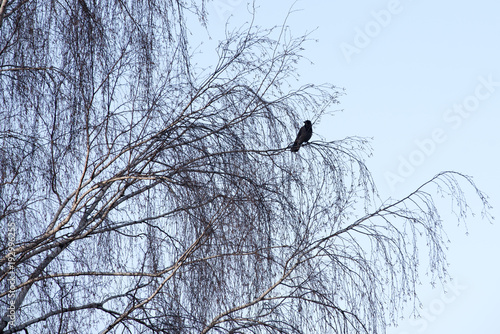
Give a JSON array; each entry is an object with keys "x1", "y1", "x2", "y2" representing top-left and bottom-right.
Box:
[{"x1": 205, "y1": 1, "x2": 500, "y2": 333}]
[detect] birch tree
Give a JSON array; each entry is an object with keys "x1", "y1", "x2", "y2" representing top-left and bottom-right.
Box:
[{"x1": 0, "y1": 1, "x2": 491, "y2": 333}]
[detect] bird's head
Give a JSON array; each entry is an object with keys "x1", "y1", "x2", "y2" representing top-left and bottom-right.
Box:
[{"x1": 304, "y1": 120, "x2": 312, "y2": 127}]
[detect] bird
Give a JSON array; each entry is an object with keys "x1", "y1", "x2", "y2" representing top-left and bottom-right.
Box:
[{"x1": 291, "y1": 120, "x2": 312, "y2": 152}]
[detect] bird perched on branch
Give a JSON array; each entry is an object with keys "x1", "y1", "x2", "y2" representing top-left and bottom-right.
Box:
[{"x1": 291, "y1": 120, "x2": 312, "y2": 152}]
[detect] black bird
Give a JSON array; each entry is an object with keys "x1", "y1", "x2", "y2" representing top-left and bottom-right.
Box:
[{"x1": 291, "y1": 120, "x2": 312, "y2": 152}]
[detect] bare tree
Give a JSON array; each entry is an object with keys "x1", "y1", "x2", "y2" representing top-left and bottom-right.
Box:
[{"x1": 0, "y1": 1, "x2": 492, "y2": 333}]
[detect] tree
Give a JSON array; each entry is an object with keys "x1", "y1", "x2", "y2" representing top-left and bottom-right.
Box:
[{"x1": 0, "y1": 1, "x2": 492, "y2": 333}]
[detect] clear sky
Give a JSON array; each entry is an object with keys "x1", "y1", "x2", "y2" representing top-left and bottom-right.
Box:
[{"x1": 204, "y1": 1, "x2": 500, "y2": 333}]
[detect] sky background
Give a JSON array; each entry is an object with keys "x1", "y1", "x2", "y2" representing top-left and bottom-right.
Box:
[{"x1": 203, "y1": 1, "x2": 499, "y2": 333}]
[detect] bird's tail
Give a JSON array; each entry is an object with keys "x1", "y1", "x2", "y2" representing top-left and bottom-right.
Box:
[{"x1": 290, "y1": 141, "x2": 299, "y2": 152}]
